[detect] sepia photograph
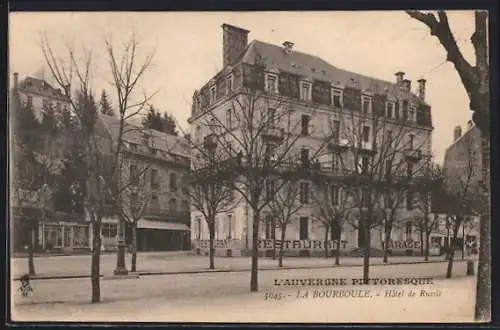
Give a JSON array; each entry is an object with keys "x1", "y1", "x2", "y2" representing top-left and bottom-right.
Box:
[{"x1": 8, "y1": 10, "x2": 491, "y2": 323}]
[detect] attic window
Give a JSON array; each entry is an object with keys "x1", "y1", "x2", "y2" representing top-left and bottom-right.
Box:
[
  {"x1": 331, "y1": 88, "x2": 343, "y2": 108},
  {"x1": 226, "y1": 74, "x2": 233, "y2": 95},
  {"x1": 210, "y1": 85, "x2": 217, "y2": 103},
  {"x1": 385, "y1": 101, "x2": 396, "y2": 118},
  {"x1": 300, "y1": 81, "x2": 312, "y2": 101},
  {"x1": 361, "y1": 95, "x2": 372, "y2": 114},
  {"x1": 265, "y1": 73, "x2": 278, "y2": 94}
]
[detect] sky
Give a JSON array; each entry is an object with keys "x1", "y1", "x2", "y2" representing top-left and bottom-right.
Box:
[{"x1": 9, "y1": 11, "x2": 478, "y2": 164}]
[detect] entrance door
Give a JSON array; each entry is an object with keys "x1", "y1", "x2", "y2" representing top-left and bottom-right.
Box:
[{"x1": 299, "y1": 217, "x2": 309, "y2": 240}]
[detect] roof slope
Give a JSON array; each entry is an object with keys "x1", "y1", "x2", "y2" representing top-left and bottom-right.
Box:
[
  {"x1": 99, "y1": 114, "x2": 189, "y2": 158},
  {"x1": 18, "y1": 76, "x2": 70, "y2": 102},
  {"x1": 239, "y1": 40, "x2": 425, "y2": 105}
]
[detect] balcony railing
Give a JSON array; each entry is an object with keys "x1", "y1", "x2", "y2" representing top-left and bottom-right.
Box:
[
  {"x1": 404, "y1": 149, "x2": 422, "y2": 161},
  {"x1": 143, "y1": 208, "x2": 190, "y2": 223},
  {"x1": 261, "y1": 126, "x2": 285, "y2": 142}
]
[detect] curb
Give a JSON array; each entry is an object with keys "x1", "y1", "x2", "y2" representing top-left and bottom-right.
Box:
[{"x1": 13, "y1": 259, "x2": 471, "y2": 282}]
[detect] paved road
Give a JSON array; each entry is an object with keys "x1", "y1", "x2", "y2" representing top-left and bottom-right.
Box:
[
  {"x1": 11, "y1": 251, "x2": 467, "y2": 279},
  {"x1": 11, "y1": 260, "x2": 474, "y2": 322}
]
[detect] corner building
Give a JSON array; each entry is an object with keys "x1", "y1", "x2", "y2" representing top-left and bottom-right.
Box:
[{"x1": 189, "y1": 24, "x2": 433, "y2": 257}]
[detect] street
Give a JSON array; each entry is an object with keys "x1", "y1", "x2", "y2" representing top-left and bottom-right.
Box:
[
  {"x1": 10, "y1": 251, "x2": 460, "y2": 279},
  {"x1": 11, "y1": 260, "x2": 475, "y2": 322}
]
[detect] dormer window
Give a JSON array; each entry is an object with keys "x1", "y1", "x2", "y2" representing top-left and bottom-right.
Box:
[
  {"x1": 265, "y1": 73, "x2": 278, "y2": 94},
  {"x1": 361, "y1": 95, "x2": 372, "y2": 114},
  {"x1": 408, "y1": 104, "x2": 417, "y2": 123},
  {"x1": 385, "y1": 101, "x2": 396, "y2": 118},
  {"x1": 226, "y1": 74, "x2": 233, "y2": 95},
  {"x1": 210, "y1": 85, "x2": 217, "y2": 104},
  {"x1": 300, "y1": 81, "x2": 312, "y2": 101},
  {"x1": 332, "y1": 88, "x2": 343, "y2": 108}
]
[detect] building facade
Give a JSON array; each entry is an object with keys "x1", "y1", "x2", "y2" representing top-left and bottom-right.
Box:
[
  {"x1": 88, "y1": 115, "x2": 192, "y2": 252},
  {"x1": 189, "y1": 24, "x2": 437, "y2": 257}
]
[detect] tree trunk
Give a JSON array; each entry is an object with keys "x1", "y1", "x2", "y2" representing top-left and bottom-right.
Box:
[
  {"x1": 363, "y1": 226, "x2": 371, "y2": 283},
  {"x1": 114, "y1": 216, "x2": 128, "y2": 275},
  {"x1": 419, "y1": 228, "x2": 424, "y2": 256},
  {"x1": 446, "y1": 225, "x2": 460, "y2": 278},
  {"x1": 323, "y1": 226, "x2": 329, "y2": 258},
  {"x1": 131, "y1": 223, "x2": 137, "y2": 273},
  {"x1": 475, "y1": 132, "x2": 491, "y2": 321},
  {"x1": 382, "y1": 224, "x2": 392, "y2": 264},
  {"x1": 424, "y1": 231, "x2": 430, "y2": 262},
  {"x1": 331, "y1": 224, "x2": 340, "y2": 265},
  {"x1": 91, "y1": 218, "x2": 101, "y2": 303},
  {"x1": 271, "y1": 222, "x2": 276, "y2": 260},
  {"x1": 28, "y1": 224, "x2": 36, "y2": 276},
  {"x1": 250, "y1": 210, "x2": 260, "y2": 292},
  {"x1": 209, "y1": 225, "x2": 215, "y2": 270},
  {"x1": 335, "y1": 238, "x2": 341, "y2": 266},
  {"x1": 279, "y1": 226, "x2": 286, "y2": 267}
]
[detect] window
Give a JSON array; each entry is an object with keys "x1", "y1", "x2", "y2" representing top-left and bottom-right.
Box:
[
  {"x1": 402, "y1": 100, "x2": 409, "y2": 120},
  {"x1": 151, "y1": 194, "x2": 159, "y2": 209},
  {"x1": 226, "y1": 75, "x2": 233, "y2": 94},
  {"x1": 265, "y1": 74, "x2": 278, "y2": 93},
  {"x1": 406, "y1": 191, "x2": 414, "y2": 210},
  {"x1": 210, "y1": 86, "x2": 217, "y2": 103},
  {"x1": 408, "y1": 105, "x2": 417, "y2": 123},
  {"x1": 384, "y1": 190, "x2": 392, "y2": 209},
  {"x1": 299, "y1": 217, "x2": 309, "y2": 240},
  {"x1": 300, "y1": 81, "x2": 312, "y2": 101},
  {"x1": 265, "y1": 214, "x2": 273, "y2": 239},
  {"x1": 266, "y1": 179, "x2": 276, "y2": 201},
  {"x1": 361, "y1": 188, "x2": 369, "y2": 207},
  {"x1": 387, "y1": 130, "x2": 393, "y2": 146},
  {"x1": 196, "y1": 217, "x2": 201, "y2": 240},
  {"x1": 301, "y1": 115, "x2": 310, "y2": 135},
  {"x1": 362, "y1": 126, "x2": 370, "y2": 143},
  {"x1": 42, "y1": 98, "x2": 51, "y2": 110},
  {"x1": 385, "y1": 160, "x2": 392, "y2": 177},
  {"x1": 268, "y1": 108, "x2": 276, "y2": 127},
  {"x1": 331, "y1": 186, "x2": 340, "y2": 206},
  {"x1": 130, "y1": 164, "x2": 139, "y2": 185},
  {"x1": 169, "y1": 173, "x2": 177, "y2": 192},
  {"x1": 332, "y1": 89, "x2": 343, "y2": 108},
  {"x1": 26, "y1": 95, "x2": 33, "y2": 107},
  {"x1": 386, "y1": 101, "x2": 395, "y2": 118},
  {"x1": 331, "y1": 120, "x2": 340, "y2": 141},
  {"x1": 226, "y1": 109, "x2": 232, "y2": 129},
  {"x1": 151, "y1": 169, "x2": 159, "y2": 190},
  {"x1": 362, "y1": 156, "x2": 370, "y2": 173},
  {"x1": 407, "y1": 162, "x2": 413, "y2": 178},
  {"x1": 227, "y1": 214, "x2": 233, "y2": 239},
  {"x1": 332, "y1": 153, "x2": 340, "y2": 172},
  {"x1": 300, "y1": 182, "x2": 309, "y2": 204},
  {"x1": 169, "y1": 198, "x2": 177, "y2": 211},
  {"x1": 72, "y1": 226, "x2": 89, "y2": 248},
  {"x1": 405, "y1": 221, "x2": 413, "y2": 238},
  {"x1": 361, "y1": 96, "x2": 372, "y2": 114},
  {"x1": 102, "y1": 223, "x2": 118, "y2": 239},
  {"x1": 300, "y1": 148, "x2": 309, "y2": 168},
  {"x1": 182, "y1": 200, "x2": 189, "y2": 211},
  {"x1": 408, "y1": 134, "x2": 415, "y2": 149},
  {"x1": 44, "y1": 225, "x2": 63, "y2": 248}
]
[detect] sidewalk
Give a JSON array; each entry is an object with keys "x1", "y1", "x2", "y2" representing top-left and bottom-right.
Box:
[{"x1": 11, "y1": 252, "x2": 476, "y2": 281}]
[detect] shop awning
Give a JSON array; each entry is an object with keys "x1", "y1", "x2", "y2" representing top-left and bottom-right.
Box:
[{"x1": 137, "y1": 219, "x2": 189, "y2": 231}]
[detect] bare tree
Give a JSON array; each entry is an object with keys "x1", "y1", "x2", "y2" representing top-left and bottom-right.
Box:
[
  {"x1": 439, "y1": 134, "x2": 481, "y2": 278},
  {"x1": 330, "y1": 107, "x2": 429, "y2": 282},
  {"x1": 310, "y1": 179, "x2": 351, "y2": 265},
  {"x1": 414, "y1": 163, "x2": 442, "y2": 261},
  {"x1": 190, "y1": 57, "x2": 327, "y2": 292},
  {"x1": 41, "y1": 33, "x2": 112, "y2": 303},
  {"x1": 406, "y1": 10, "x2": 490, "y2": 320},
  {"x1": 267, "y1": 176, "x2": 302, "y2": 267},
  {"x1": 104, "y1": 32, "x2": 156, "y2": 275}
]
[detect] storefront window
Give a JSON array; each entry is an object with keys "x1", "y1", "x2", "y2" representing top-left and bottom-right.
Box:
[
  {"x1": 73, "y1": 226, "x2": 90, "y2": 248},
  {"x1": 44, "y1": 225, "x2": 63, "y2": 249},
  {"x1": 102, "y1": 223, "x2": 117, "y2": 238}
]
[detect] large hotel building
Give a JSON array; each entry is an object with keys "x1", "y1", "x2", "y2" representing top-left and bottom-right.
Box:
[{"x1": 189, "y1": 23, "x2": 436, "y2": 257}]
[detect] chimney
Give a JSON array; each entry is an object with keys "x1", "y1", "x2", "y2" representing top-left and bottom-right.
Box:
[
  {"x1": 454, "y1": 125, "x2": 462, "y2": 141},
  {"x1": 417, "y1": 78, "x2": 427, "y2": 100},
  {"x1": 13, "y1": 72, "x2": 19, "y2": 91},
  {"x1": 402, "y1": 79, "x2": 411, "y2": 92},
  {"x1": 222, "y1": 23, "x2": 250, "y2": 68},
  {"x1": 283, "y1": 41, "x2": 294, "y2": 55},
  {"x1": 395, "y1": 71, "x2": 405, "y2": 85}
]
